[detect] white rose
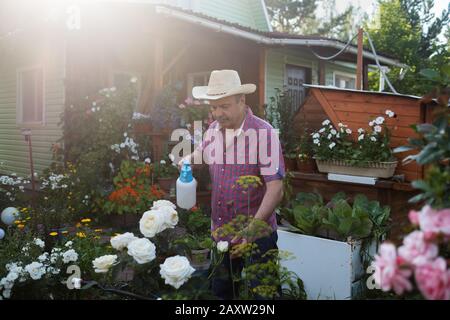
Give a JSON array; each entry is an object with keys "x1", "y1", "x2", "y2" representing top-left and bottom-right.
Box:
[
  {"x1": 217, "y1": 241, "x2": 229, "y2": 253},
  {"x1": 127, "y1": 238, "x2": 156, "y2": 264},
  {"x1": 62, "y1": 249, "x2": 78, "y2": 264},
  {"x1": 139, "y1": 209, "x2": 168, "y2": 238},
  {"x1": 151, "y1": 200, "x2": 176, "y2": 210},
  {"x1": 160, "y1": 256, "x2": 195, "y2": 289},
  {"x1": 110, "y1": 232, "x2": 138, "y2": 251},
  {"x1": 92, "y1": 255, "x2": 117, "y2": 273},
  {"x1": 156, "y1": 206, "x2": 179, "y2": 228},
  {"x1": 72, "y1": 277, "x2": 82, "y2": 289},
  {"x1": 6, "y1": 272, "x2": 18, "y2": 282},
  {"x1": 25, "y1": 262, "x2": 45, "y2": 280}
]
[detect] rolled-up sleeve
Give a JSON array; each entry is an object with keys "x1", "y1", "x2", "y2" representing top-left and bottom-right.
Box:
[{"x1": 258, "y1": 128, "x2": 285, "y2": 183}]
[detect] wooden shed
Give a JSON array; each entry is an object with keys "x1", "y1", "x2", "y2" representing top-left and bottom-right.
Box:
[
  {"x1": 291, "y1": 85, "x2": 438, "y2": 240},
  {"x1": 293, "y1": 85, "x2": 428, "y2": 182}
]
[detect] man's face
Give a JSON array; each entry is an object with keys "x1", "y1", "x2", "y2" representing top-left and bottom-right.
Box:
[{"x1": 209, "y1": 95, "x2": 246, "y2": 129}]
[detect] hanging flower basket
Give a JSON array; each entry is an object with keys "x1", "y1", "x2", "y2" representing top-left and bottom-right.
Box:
[{"x1": 315, "y1": 159, "x2": 398, "y2": 179}]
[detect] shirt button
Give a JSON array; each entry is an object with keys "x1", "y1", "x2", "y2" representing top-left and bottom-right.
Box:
[{"x1": 218, "y1": 217, "x2": 222, "y2": 221}]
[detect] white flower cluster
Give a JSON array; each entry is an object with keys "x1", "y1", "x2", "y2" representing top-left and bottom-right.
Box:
[
  {"x1": 0, "y1": 239, "x2": 77, "y2": 299},
  {"x1": 101, "y1": 200, "x2": 195, "y2": 290},
  {"x1": 110, "y1": 135, "x2": 140, "y2": 160},
  {"x1": 41, "y1": 173, "x2": 70, "y2": 190},
  {"x1": 0, "y1": 174, "x2": 30, "y2": 201},
  {"x1": 98, "y1": 87, "x2": 117, "y2": 98},
  {"x1": 132, "y1": 112, "x2": 151, "y2": 120}
]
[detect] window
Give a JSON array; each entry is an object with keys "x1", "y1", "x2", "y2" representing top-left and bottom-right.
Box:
[
  {"x1": 334, "y1": 72, "x2": 356, "y2": 89},
  {"x1": 17, "y1": 66, "x2": 44, "y2": 124},
  {"x1": 186, "y1": 71, "x2": 210, "y2": 98}
]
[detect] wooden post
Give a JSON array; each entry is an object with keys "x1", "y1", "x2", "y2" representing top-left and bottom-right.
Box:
[
  {"x1": 363, "y1": 62, "x2": 369, "y2": 90},
  {"x1": 356, "y1": 28, "x2": 363, "y2": 90},
  {"x1": 318, "y1": 60, "x2": 326, "y2": 85}
]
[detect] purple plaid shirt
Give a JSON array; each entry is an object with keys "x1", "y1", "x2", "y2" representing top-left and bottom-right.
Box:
[{"x1": 198, "y1": 107, "x2": 285, "y2": 239}]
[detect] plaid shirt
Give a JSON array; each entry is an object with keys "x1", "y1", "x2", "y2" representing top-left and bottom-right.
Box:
[{"x1": 198, "y1": 107, "x2": 285, "y2": 239}]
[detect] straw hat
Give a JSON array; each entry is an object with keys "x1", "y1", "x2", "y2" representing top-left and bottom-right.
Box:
[{"x1": 192, "y1": 69, "x2": 256, "y2": 100}]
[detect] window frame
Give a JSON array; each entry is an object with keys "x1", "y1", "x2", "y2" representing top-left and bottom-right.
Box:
[
  {"x1": 333, "y1": 71, "x2": 357, "y2": 89},
  {"x1": 16, "y1": 65, "x2": 46, "y2": 126}
]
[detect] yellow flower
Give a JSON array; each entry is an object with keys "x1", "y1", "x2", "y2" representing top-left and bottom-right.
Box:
[
  {"x1": 76, "y1": 232, "x2": 86, "y2": 238},
  {"x1": 14, "y1": 220, "x2": 21, "y2": 225},
  {"x1": 17, "y1": 224, "x2": 25, "y2": 229},
  {"x1": 49, "y1": 232, "x2": 58, "y2": 236},
  {"x1": 94, "y1": 229, "x2": 102, "y2": 233},
  {"x1": 81, "y1": 218, "x2": 91, "y2": 223},
  {"x1": 76, "y1": 223, "x2": 82, "y2": 228},
  {"x1": 61, "y1": 230, "x2": 68, "y2": 234}
]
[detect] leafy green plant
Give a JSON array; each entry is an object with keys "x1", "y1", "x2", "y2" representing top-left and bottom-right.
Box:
[
  {"x1": 394, "y1": 66, "x2": 450, "y2": 208},
  {"x1": 322, "y1": 199, "x2": 373, "y2": 241}
]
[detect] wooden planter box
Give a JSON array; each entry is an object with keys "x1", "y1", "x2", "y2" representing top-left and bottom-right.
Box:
[
  {"x1": 315, "y1": 159, "x2": 398, "y2": 179},
  {"x1": 277, "y1": 228, "x2": 378, "y2": 300},
  {"x1": 294, "y1": 85, "x2": 438, "y2": 182}
]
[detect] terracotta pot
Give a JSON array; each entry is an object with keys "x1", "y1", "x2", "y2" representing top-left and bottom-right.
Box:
[
  {"x1": 157, "y1": 177, "x2": 177, "y2": 192},
  {"x1": 284, "y1": 157, "x2": 297, "y2": 171},
  {"x1": 296, "y1": 158, "x2": 317, "y2": 173}
]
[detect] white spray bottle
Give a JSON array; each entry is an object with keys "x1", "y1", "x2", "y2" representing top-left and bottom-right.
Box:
[{"x1": 176, "y1": 160, "x2": 197, "y2": 209}]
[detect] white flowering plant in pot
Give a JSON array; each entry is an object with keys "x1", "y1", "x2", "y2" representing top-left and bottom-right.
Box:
[{"x1": 311, "y1": 111, "x2": 398, "y2": 178}]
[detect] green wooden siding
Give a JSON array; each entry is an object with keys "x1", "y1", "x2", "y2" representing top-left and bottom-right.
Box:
[
  {"x1": 0, "y1": 40, "x2": 65, "y2": 177},
  {"x1": 194, "y1": 0, "x2": 270, "y2": 31},
  {"x1": 265, "y1": 48, "x2": 357, "y2": 102}
]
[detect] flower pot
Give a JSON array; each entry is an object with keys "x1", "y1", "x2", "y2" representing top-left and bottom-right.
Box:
[
  {"x1": 314, "y1": 159, "x2": 398, "y2": 179},
  {"x1": 296, "y1": 159, "x2": 316, "y2": 173},
  {"x1": 157, "y1": 177, "x2": 177, "y2": 192},
  {"x1": 277, "y1": 228, "x2": 378, "y2": 300},
  {"x1": 284, "y1": 157, "x2": 297, "y2": 171},
  {"x1": 189, "y1": 248, "x2": 211, "y2": 271}
]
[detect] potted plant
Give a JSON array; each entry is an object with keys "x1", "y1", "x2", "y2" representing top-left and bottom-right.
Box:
[
  {"x1": 312, "y1": 113, "x2": 398, "y2": 179},
  {"x1": 295, "y1": 133, "x2": 316, "y2": 173},
  {"x1": 154, "y1": 155, "x2": 179, "y2": 193},
  {"x1": 277, "y1": 191, "x2": 391, "y2": 299}
]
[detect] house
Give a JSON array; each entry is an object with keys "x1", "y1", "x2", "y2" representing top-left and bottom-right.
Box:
[{"x1": 0, "y1": 0, "x2": 406, "y2": 177}]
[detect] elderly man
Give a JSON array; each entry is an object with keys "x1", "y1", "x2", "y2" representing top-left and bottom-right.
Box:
[{"x1": 181, "y1": 70, "x2": 285, "y2": 299}]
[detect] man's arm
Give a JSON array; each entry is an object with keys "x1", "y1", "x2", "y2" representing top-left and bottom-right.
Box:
[{"x1": 254, "y1": 179, "x2": 283, "y2": 222}]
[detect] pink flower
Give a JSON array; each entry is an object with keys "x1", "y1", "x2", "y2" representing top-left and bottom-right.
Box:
[
  {"x1": 415, "y1": 257, "x2": 450, "y2": 300},
  {"x1": 184, "y1": 97, "x2": 194, "y2": 105},
  {"x1": 418, "y1": 206, "x2": 450, "y2": 238},
  {"x1": 408, "y1": 210, "x2": 419, "y2": 225},
  {"x1": 398, "y1": 231, "x2": 438, "y2": 266},
  {"x1": 373, "y1": 243, "x2": 413, "y2": 295}
]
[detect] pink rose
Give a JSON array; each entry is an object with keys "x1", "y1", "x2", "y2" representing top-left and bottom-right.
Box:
[
  {"x1": 408, "y1": 210, "x2": 419, "y2": 225},
  {"x1": 415, "y1": 257, "x2": 450, "y2": 300},
  {"x1": 398, "y1": 231, "x2": 438, "y2": 266},
  {"x1": 418, "y1": 206, "x2": 450, "y2": 238},
  {"x1": 373, "y1": 243, "x2": 413, "y2": 295}
]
